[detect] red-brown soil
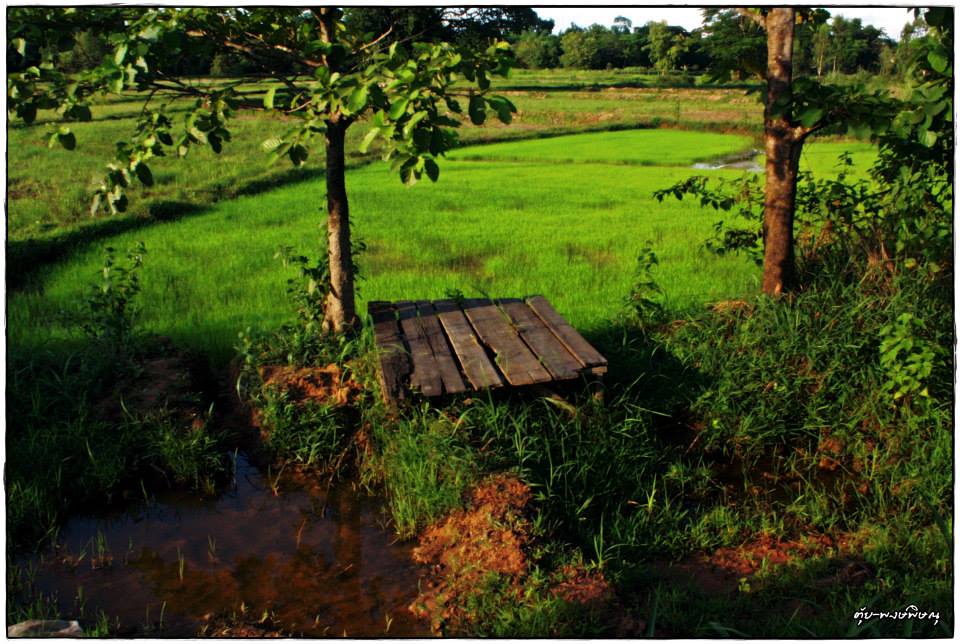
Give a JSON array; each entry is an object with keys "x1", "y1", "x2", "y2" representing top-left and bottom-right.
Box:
[{"x1": 258, "y1": 364, "x2": 361, "y2": 407}]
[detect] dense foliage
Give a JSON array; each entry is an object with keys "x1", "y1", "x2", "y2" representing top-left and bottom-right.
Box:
[{"x1": 512, "y1": 9, "x2": 902, "y2": 75}]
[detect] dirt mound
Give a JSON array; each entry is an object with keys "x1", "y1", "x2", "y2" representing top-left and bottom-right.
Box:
[
  {"x1": 259, "y1": 364, "x2": 360, "y2": 406},
  {"x1": 411, "y1": 474, "x2": 532, "y2": 632},
  {"x1": 410, "y1": 474, "x2": 630, "y2": 636},
  {"x1": 710, "y1": 532, "x2": 838, "y2": 577}
]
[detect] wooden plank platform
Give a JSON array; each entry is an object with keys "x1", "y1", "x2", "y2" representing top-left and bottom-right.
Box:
[{"x1": 368, "y1": 296, "x2": 607, "y2": 402}]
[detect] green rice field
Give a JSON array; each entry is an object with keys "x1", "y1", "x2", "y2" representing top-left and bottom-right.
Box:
[{"x1": 9, "y1": 128, "x2": 874, "y2": 364}]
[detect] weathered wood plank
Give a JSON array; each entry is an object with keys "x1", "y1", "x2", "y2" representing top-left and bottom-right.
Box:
[
  {"x1": 525, "y1": 295, "x2": 608, "y2": 373},
  {"x1": 434, "y1": 299, "x2": 503, "y2": 390},
  {"x1": 414, "y1": 301, "x2": 467, "y2": 395},
  {"x1": 462, "y1": 299, "x2": 552, "y2": 386},
  {"x1": 368, "y1": 301, "x2": 411, "y2": 402},
  {"x1": 396, "y1": 301, "x2": 442, "y2": 397},
  {"x1": 500, "y1": 300, "x2": 583, "y2": 380}
]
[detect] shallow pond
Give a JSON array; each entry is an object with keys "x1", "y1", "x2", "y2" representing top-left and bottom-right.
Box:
[{"x1": 15, "y1": 454, "x2": 429, "y2": 637}]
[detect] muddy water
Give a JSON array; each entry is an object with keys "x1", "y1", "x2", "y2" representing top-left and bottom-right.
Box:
[
  {"x1": 18, "y1": 455, "x2": 430, "y2": 637},
  {"x1": 691, "y1": 149, "x2": 763, "y2": 172}
]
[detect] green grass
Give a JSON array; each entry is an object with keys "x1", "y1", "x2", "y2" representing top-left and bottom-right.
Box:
[
  {"x1": 449, "y1": 129, "x2": 754, "y2": 165},
  {"x1": 7, "y1": 83, "x2": 762, "y2": 247},
  {"x1": 9, "y1": 129, "x2": 772, "y2": 365},
  {"x1": 799, "y1": 140, "x2": 879, "y2": 179}
]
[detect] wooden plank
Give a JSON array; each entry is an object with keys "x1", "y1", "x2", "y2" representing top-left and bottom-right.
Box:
[
  {"x1": 433, "y1": 300, "x2": 504, "y2": 390},
  {"x1": 396, "y1": 301, "x2": 442, "y2": 397},
  {"x1": 462, "y1": 299, "x2": 552, "y2": 386},
  {"x1": 415, "y1": 301, "x2": 468, "y2": 395},
  {"x1": 500, "y1": 300, "x2": 583, "y2": 380},
  {"x1": 525, "y1": 296, "x2": 608, "y2": 373},
  {"x1": 368, "y1": 302, "x2": 411, "y2": 402}
]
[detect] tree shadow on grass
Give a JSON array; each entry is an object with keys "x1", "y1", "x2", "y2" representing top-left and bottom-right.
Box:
[
  {"x1": 8, "y1": 200, "x2": 208, "y2": 292},
  {"x1": 7, "y1": 164, "x2": 341, "y2": 293},
  {"x1": 584, "y1": 320, "x2": 711, "y2": 440}
]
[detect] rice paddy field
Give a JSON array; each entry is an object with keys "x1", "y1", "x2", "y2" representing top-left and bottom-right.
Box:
[{"x1": 8, "y1": 117, "x2": 873, "y2": 364}]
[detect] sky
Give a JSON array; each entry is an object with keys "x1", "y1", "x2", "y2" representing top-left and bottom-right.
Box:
[{"x1": 534, "y1": 7, "x2": 918, "y2": 40}]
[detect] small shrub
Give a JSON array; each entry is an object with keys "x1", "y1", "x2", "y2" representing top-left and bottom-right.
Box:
[{"x1": 79, "y1": 242, "x2": 146, "y2": 357}]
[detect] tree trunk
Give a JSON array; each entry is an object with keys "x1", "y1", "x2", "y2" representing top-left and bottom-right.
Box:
[
  {"x1": 317, "y1": 7, "x2": 358, "y2": 334},
  {"x1": 323, "y1": 119, "x2": 358, "y2": 333},
  {"x1": 761, "y1": 8, "x2": 802, "y2": 296}
]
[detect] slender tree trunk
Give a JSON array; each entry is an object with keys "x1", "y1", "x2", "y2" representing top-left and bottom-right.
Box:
[
  {"x1": 761, "y1": 8, "x2": 803, "y2": 296},
  {"x1": 323, "y1": 118, "x2": 358, "y2": 333},
  {"x1": 317, "y1": 7, "x2": 358, "y2": 334}
]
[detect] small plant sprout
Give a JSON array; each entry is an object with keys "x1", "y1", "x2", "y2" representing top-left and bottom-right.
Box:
[{"x1": 176, "y1": 547, "x2": 185, "y2": 583}]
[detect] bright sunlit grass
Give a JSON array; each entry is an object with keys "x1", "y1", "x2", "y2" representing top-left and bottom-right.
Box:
[
  {"x1": 9, "y1": 129, "x2": 877, "y2": 365},
  {"x1": 449, "y1": 129, "x2": 754, "y2": 165}
]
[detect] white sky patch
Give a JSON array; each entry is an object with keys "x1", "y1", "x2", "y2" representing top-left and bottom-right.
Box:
[{"x1": 534, "y1": 7, "x2": 919, "y2": 40}]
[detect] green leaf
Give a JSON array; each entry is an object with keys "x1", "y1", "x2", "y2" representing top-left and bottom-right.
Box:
[
  {"x1": 114, "y1": 43, "x2": 128, "y2": 65},
  {"x1": 388, "y1": 98, "x2": 409, "y2": 121},
  {"x1": 12, "y1": 38, "x2": 26, "y2": 56},
  {"x1": 263, "y1": 87, "x2": 277, "y2": 110},
  {"x1": 927, "y1": 49, "x2": 949, "y2": 73},
  {"x1": 468, "y1": 95, "x2": 486, "y2": 125},
  {"x1": 798, "y1": 106, "x2": 824, "y2": 128},
  {"x1": 424, "y1": 157, "x2": 439, "y2": 182},
  {"x1": 57, "y1": 129, "x2": 76, "y2": 150},
  {"x1": 19, "y1": 102, "x2": 37, "y2": 125},
  {"x1": 135, "y1": 162, "x2": 154, "y2": 186},
  {"x1": 924, "y1": 100, "x2": 947, "y2": 118},
  {"x1": 921, "y1": 130, "x2": 938, "y2": 147},
  {"x1": 402, "y1": 110, "x2": 428, "y2": 139},
  {"x1": 68, "y1": 104, "x2": 93, "y2": 122},
  {"x1": 288, "y1": 143, "x2": 308, "y2": 166},
  {"x1": 262, "y1": 136, "x2": 283, "y2": 152},
  {"x1": 347, "y1": 85, "x2": 369, "y2": 114},
  {"x1": 359, "y1": 128, "x2": 379, "y2": 153},
  {"x1": 208, "y1": 133, "x2": 222, "y2": 153}
]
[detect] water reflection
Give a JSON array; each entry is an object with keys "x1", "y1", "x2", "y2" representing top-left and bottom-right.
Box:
[{"x1": 19, "y1": 455, "x2": 429, "y2": 637}]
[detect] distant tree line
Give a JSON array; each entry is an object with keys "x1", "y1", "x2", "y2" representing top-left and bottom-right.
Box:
[
  {"x1": 13, "y1": 7, "x2": 920, "y2": 80},
  {"x1": 514, "y1": 10, "x2": 917, "y2": 79},
  {"x1": 10, "y1": 7, "x2": 552, "y2": 76}
]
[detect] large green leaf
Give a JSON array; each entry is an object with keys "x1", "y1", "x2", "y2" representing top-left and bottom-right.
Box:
[
  {"x1": 347, "y1": 85, "x2": 369, "y2": 114},
  {"x1": 388, "y1": 98, "x2": 409, "y2": 121},
  {"x1": 288, "y1": 143, "x2": 308, "y2": 166},
  {"x1": 927, "y1": 49, "x2": 949, "y2": 74},
  {"x1": 359, "y1": 128, "x2": 379, "y2": 153},
  {"x1": 135, "y1": 162, "x2": 153, "y2": 186},
  {"x1": 424, "y1": 157, "x2": 439, "y2": 182},
  {"x1": 263, "y1": 87, "x2": 277, "y2": 110},
  {"x1": 468, "y1": 95, "x2": 486, "y2": 125}
]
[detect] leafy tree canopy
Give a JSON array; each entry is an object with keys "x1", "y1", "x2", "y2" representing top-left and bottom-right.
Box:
[{"x1": 7, "y1": 7, "x2": 517, "y2": 214}]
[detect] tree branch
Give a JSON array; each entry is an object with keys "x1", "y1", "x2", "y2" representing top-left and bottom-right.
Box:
[
  {"x1": 184, "y1": 28, "x2": 321, "y2": 68},
  {"x1": 359, "y1": 26, "x2": 393, "y2": 51},
  {"x1": 735, "y1": 8, "x2": 766, "y2": 29}
]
